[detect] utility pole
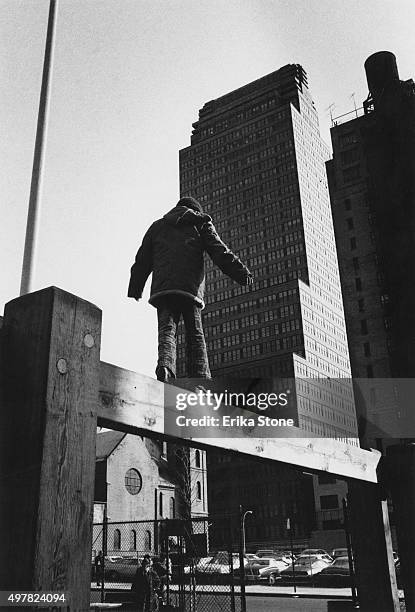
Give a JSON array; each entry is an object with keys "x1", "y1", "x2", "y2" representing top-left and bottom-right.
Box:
[
  {"x1": 287, "y1": 517, "x2": 297, "y2": 594},
  {"x1": 20, "y1": 0, "x2": 58, "y2": 295}
]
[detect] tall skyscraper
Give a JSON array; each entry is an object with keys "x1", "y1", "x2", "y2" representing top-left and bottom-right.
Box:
[
  {"x1": 326, "y1": 51, "x2": 415, "y2": 450},
  {"x1": 178, "y1": 64, "x2": 359, "y2": 544}
]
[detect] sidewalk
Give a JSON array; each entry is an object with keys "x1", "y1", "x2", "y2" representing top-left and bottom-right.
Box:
[
  {"x1": 91, "y1": 582, "x2": 405, "y2": 603},
  {"x1": 91, "y1": 582, "x2": 353, "y2": 599}
]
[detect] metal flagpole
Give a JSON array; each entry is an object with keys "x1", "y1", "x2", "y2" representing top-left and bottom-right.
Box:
[{"x1": 20, "y1": 0, "x2": 58, "y2": 295}]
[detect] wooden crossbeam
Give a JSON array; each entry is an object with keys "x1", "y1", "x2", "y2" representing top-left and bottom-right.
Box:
[{"x1": 98, "y1": 361, "x2": 380, "y2": 483}]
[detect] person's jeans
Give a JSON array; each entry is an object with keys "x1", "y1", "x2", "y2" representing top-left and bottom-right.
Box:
[{"x1": 156, "y1": 296, "x2": 211, "y2": 378}]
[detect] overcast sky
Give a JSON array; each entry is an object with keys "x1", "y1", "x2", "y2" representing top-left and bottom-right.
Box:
[{"x1": 1, "y1": 0, "x2": 414, "y2": 377}]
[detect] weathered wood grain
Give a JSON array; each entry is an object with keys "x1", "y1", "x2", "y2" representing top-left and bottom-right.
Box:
[
  {"x1": 98, "y1": 361, "x2": 380, "y2": 483},
  {"x1": 0, "y1": 287, "x2": 101, "y2": 612}
]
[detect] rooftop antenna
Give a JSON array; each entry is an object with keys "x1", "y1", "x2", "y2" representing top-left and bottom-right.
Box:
[
  {"x1": 20, "y1": 0, "x2": 58, "y2": 295},
  {"x1": 350, "y1": 92, "x2": 358, "y2": 117},
  {"x1": 326, "y1": 103, "x2": 336, "y2": 126}
]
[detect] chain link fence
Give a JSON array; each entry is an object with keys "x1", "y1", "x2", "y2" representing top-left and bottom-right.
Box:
[{"x1": 91, "y1": 516, "x2": 244, "y2": 612}]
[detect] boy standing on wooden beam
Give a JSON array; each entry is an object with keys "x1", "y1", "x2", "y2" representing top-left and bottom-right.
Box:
[{"x1": 128, "y1": 196, "x2": 252, "y2": 381}]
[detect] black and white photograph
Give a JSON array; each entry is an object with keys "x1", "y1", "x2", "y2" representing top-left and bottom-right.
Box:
[{"x1": 1, "y1": 2, "x2": 414, "y2": 611}]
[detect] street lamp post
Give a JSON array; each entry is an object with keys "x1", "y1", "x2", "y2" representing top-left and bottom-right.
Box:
[
  {"x1": 238, "y1": 507, "x2": 253, "y2": 612},
  {"x1": 241, "y1": 509, "x2": 253, "y2": 556}
]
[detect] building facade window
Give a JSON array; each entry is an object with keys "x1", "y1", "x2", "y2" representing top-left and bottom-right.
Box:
[
  {"x1": 196, "y1": 481, "x2": 202, "y2": 500},
  {"x1": 320, "y1": 494, "x2": 338, "y2": 510},
  {"x1": 125, "y1": 469, "x2": 142, "y2": 495},
  {"x1": 159, "y1": 492, "x2": 163, "y2": 516},
  {"x1": 195, "y1": 450, "x2": 201, "y2": 468},
  {"x1": 341, "y1": 148, "x2": 360, "y2": 165},
  {"x1": 130, "y1": 530, "x2": 137, "y2": 551},
  {"x1": 145, "y1": 530, "x2": 152, "y2": 551},
  {"x1": 343, "y1": 165, "x2": 361, "y2": 182},
  {"x1": 170, "y1": 497, "x2": 175, "y2": 519},
  {"x1": 113, "y1": 529, "x2": 121, "y2": 550},
  {"x1": 339, "y1": 132, "x2": 357, "y2": 147}
]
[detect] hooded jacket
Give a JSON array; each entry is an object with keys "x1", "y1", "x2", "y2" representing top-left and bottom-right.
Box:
[{"x1": 128, "y1": 205, "x2": 251, "y2": 308}]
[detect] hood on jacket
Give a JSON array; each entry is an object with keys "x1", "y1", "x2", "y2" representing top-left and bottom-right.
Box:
[{"x1": 163, "y1": 205, "x2": 211, "y2": 228}]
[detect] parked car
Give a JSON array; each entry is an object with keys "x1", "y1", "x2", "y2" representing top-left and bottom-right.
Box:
[
  {"x1": 236, "y1": 557, "x2": 288, "y2": 583},
  {"x1": 183, "y1": 556, "x2": 213, "y2": 574},
  {"x1": 332, "y1": 548, "x2": 349, "y2": 559},
  {"x1": 195, "y1": 551, "x2": 249, "y2": 584},
  {"x1": 104, "y1": 556, "x2": 139, "y2": 582},
  {"x1": 258, "y1": 558, "x2": 291, "y2": 585},
  {"x1": 246, "y1": 553, "x2": 260, "y2": 561},
  {"x1": 301, "y1": 548, "x2": 330, "y2": 556},
  {"x1": 395, "y1": 560, "x2": 402, "y2": 589},
  {"x1": 280, "y1": 555, "x2": 331, "y2": 582},
  {"x1": 255, "y1": 549, "x2": 279, "y2": 558},
  {"x1": 300, "y1": 549, "x2": 333, "y2": 563},
  {"x1": 255, "y1": 549, "x2": 292, "y2": 563},
  {"x1": 278, "y1": 551, "x2": 294, "y2": 564},
  {"x1": 199, "y1": 551, "x2": 248, "y2": 574},
  {"x1": 316, "y1": 556, "x2": 351, "y2": 587}
]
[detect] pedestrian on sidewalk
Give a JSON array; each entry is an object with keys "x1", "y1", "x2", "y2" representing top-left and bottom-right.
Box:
[{"x1": 94, "y1": 550, "x2": 104, "y2": 587}]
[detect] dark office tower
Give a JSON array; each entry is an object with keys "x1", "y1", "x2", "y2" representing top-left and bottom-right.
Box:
[
  {"x1": 178, "y1": 65, "x2": 359, "y2": 546},
  {"x1": 327, "y1": 52, "x2": 415, "y2": 448}
]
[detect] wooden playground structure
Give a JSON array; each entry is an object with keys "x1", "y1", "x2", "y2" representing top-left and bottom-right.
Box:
[{"x1": 1, "y1": 286, "x2": 412, "y2": 611}]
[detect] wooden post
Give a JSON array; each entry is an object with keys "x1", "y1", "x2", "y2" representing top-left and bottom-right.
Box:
[
  {"x1": 347, "y1": 480, "x2": 399, "y2": 612},
  {"x1": 0, "y1": 287, "x2": 101, "y2": 611},
  {"x1": 385, "y1": 444, "x2": 415, "y2": 612}
]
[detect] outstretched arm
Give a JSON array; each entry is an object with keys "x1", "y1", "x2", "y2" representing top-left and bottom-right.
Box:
[
  {"x1": 127, "y1": 225, "x2": 154, "y2": 299},
  {"x1": 200, "y1": 221, "x2": 252, "y2": 284}
]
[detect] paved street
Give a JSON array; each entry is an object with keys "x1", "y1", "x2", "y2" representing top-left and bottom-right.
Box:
[
  {"x1": 245, "y1": 597, "x2": 356, "y2": 612},
  {"x1": 91, "y1": 584, "x2": 356, "y2": 610}
]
